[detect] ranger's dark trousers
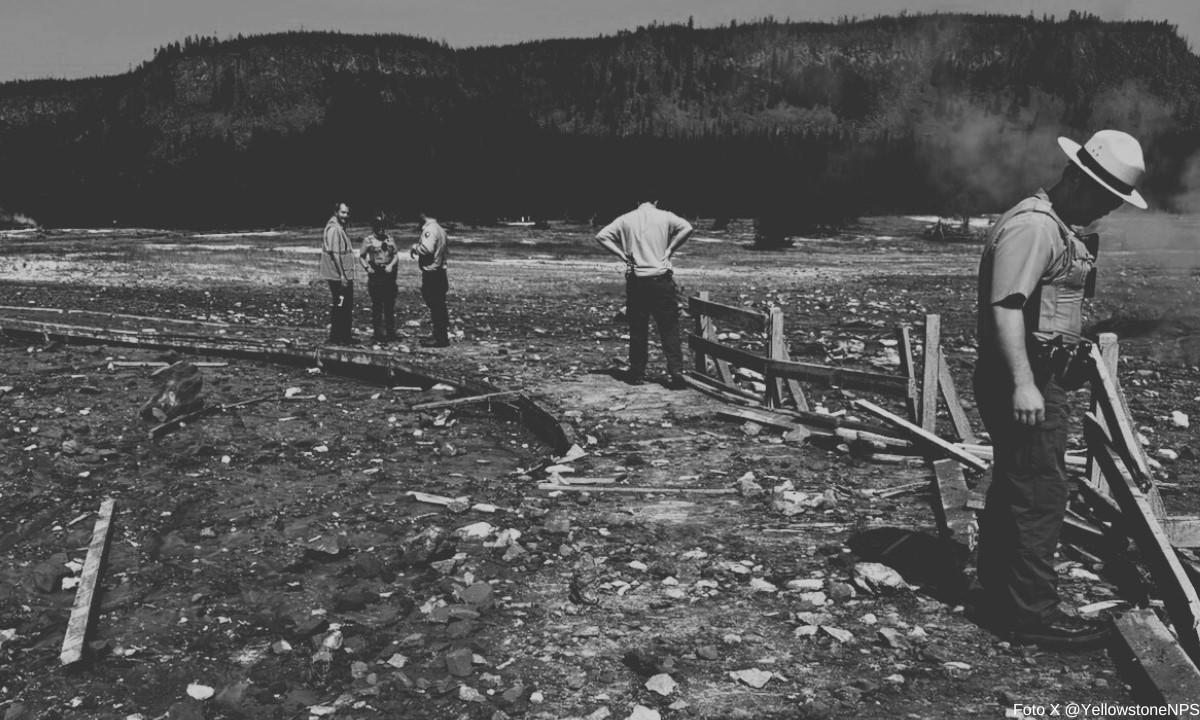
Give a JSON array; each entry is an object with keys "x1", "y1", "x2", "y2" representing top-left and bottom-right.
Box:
[
  {"x1": 420, "y1": 269, "x2": 450, "y2": 342},
  {"x1": 327, "y1": 280, "x2": 354, "y2": 343},
  {"x1": 367, "y1": 271, "x2": 397, "y2": 338},
  {"x1": 974, "y1": 367, "x2": 1070, "y2": 628},
  {"x1": 626, "y1": 271, "x2": 683, "y2": 377}
]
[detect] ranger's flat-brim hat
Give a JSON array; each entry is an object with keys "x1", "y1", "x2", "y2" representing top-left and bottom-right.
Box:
[{"x1": 1058, "y1": 130, "x2": 1147, "y2": 210}]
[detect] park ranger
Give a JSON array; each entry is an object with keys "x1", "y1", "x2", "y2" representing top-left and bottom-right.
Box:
[{"x1": 973, "y1": 130, "x2": 1146, "y2": 649}]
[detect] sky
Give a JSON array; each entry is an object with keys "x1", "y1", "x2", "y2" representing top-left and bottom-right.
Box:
[{"x1": 2, "y1": 0, "x2": 1198, "y2": 84}]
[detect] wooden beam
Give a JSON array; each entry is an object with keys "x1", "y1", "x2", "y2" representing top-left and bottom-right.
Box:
[
  {"x1": 1086, "y1": 413, "x2": 1200, "y2": 661},
  {"x1": 717, "y1": 407, "x2": 800, "y2": 432},
  {"x1": 766, "y1": 308, "x2": 787, "y2": 409},
  {"x1": 764, "y1": 357, "x2": 911, "y2": 398},
  {"x1": 853, "y1": 399, "x2": 989, "y2": 472},
  {"x1": 938, "y1": 348, "x2": 976, "y2": 443},
  {"x1": 1164, "y1": 516, "x2": 1200, "y2": 549},
  {"x1": 148, "y1": 394, "x2": 273, "y2": 439},
  {"x1": 779, "y1": 346, "x2": 810, "y2": 412},
  {"x1": 686, "y1": 296, "x2": 768, "y2": 334},
  {"x1": 920, "y1": 314, "x2": 941, "y2": 434},
  {"x1": 1090, "y1": 343, "x2": 1152, "y2": 482},
  {"x1": 895, "y1": 325, "x2": 920, "y2": 423},
  {"x1": 931, "y1": 459, "x2": 976, "y2": 549},
  {"x1": 694, "y1": 292, "x2": 736, "y2": 385},
  {"x1": 687, "y1": 334, "x2": 769, "y2": 374},
  {"x1": 411, "y1": 390, "x2": 520, "y2": 411},
  {"x1": 1088, "y1": 333, "x2": 1119, "y2": 496},
  {"x1": 679, "y1": 370, "x2": 760, "y2": 404},
  {"x1": 1113, "y1": 609, "x2": 1200, "y2": 707},
  {"x1": 60, "y1": 498, "x2": 116, "y2": 666},
  {"x1": 537, "y1": 484, "x2": 737, "y2": 495}
]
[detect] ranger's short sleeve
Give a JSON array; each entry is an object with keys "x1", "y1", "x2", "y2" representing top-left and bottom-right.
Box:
[
  {"x1": 987, "y1": 219, "x2": 1056, "y2": 307},
  {"x1": 595, "y1": 219, "x2": 624, "y2": 245},
  {"x1": 666, "y1": 211, "x2": 690, "y2": 234}
]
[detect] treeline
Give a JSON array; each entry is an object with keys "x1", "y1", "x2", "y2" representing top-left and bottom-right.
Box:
[{"x1": 0, "y1": 13, "x2": 1197, "y2": 230}]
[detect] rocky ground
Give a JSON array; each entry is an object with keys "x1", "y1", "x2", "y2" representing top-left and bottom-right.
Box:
[{"x1": 0, "y1": 216, "x2": 1198, "y2": 719}]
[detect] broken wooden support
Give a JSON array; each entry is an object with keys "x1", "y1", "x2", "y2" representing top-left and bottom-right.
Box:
[
  {"x1": 515, "y1": 394, "x2": 577, "y2": 456},
  {"x1": 920, "y1": 314, "x2": 941, "y2": 434},
  {"x1": 717, "y1": 407, "x2": 801, "y2": 433},
  {"x1": 687, "y1": 333, "x2": 769, "y2": 374},
  {"x1": 1163, "y1": 516, "x2": 1200, "y2": 549},
  {"x1": 688, "y1": 295, "x2": 768, "y2": 334},
  {"x1": 1085, "y1": 413, "x2": 1200, "y2": 661},
  {"x1": 765, "y1": 356, "x2": 911, "y2": 398},
  {"x1": 544, "y1": 476, "x2": 619, "y2": 485},
  {"x1": 112, "y1": 360, "x2": 229, "y2": 369},
  {"x1": 1088, "y1": 333, "x2": 1119, "y2": 497},
  {"x1": 537, "y1": 484, "x2": 737, "y2": 495},
  {"x1": 953, "y1": 443, "x2": 1087, "y2": 469},
  {"x1": 148, "y1": 394, "x2": 273, "y2": 439},
  {"x1": 931, "y1": 459, "x2": 976, "y2": 550},
  {"x1": 895, "y1": 325, "x2": 920, "y2": 424},
  {"x1": 937, "y1": 348, "x2": 976, "y2": 443},
  {"x1": 852, "y1": 399, "x2": 989, "y2": 472},
  {"x1": 1112, "y1": 609, "x2": 1200, "y2": 707},
  {"x1": 60, "y1": 498, "x2": 116, "y2": 666},
  {"x1": 765, "y1": 308, "x2": 790, "y2": 409},
  {"x1": 691, "y1": 291, "x2": 740, "y2": 386},
  {"x1": 411, "y1": 390, "x2": 521, "y2": 411},
  {"x1": 1090, "y1": 343, "x2": 1152, "y2": 482},
  {"x1": 406, "y1": 491, "x2": 470, "y2": 507}
]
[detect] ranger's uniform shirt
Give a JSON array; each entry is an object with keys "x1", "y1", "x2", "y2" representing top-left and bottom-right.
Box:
[
  {"x1": 977, "y1": 190, "x2": 1096, "y2": 363},
  {"x1": 360, "y1": 232, "x2": 397, "y2": 271},
  {"x1": 415, "y1": 219, "x2": 448, "y2": 271}
]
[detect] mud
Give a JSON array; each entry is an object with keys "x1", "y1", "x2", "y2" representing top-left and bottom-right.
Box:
[{"x1": 1, "y1": 216, "x2": 1198, "y2": 719}]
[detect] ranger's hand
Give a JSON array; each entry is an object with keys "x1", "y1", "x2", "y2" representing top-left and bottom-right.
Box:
[{"x1": 1011, "y1": 382, "x2": 1045, "y2": 426}]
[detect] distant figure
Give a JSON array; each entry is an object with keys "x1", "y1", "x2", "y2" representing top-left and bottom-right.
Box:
[
  {"x1": 595, "y1": 199, "x2": 694, "y2": 389},
  {"x1": 359, "y1": 214, "x2": 399, "y2": 343},
  {"x1": 974, "y1": 130, "x2": 1146, "y2": 650},
  {"x1": 319, "y1": 202, "x2": 356, "y2": 345},
  {"x1": 410, "y1": 213, "x2": 450, "y2": 347}
]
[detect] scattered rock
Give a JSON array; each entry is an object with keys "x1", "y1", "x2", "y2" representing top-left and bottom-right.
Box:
[
  {"x1": 728, "y1": 668, "x2": 772, "y2": 688},
  {"x1": 645, "y1": 673, "x2": 677, "y2": 696},
  {"x1": 445, "y1": 647, "x2": 475, "y2": 677},
  {"x1": 626, "y1": 706, "x2": 661, "y2": 720},
  {"x1": 852, "y1": 562, "x2": 909, "y2": 594},
  {"x1": 737, "y1": 472, "x2": 764, "y2": 498}
]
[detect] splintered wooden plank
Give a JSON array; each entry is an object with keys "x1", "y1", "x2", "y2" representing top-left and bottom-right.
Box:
[
  {"x1": 1088, "y1": 333, "x2": 1119, "y2": 496},
  {"x1": 686, "y1": 296, "x2": 769, "y2": 334},
  {"x1": 931, "y1": 459, "x2": 976, "y2": 549},
  {"x1": 937, "y1": 348, "x2": 976, "y2": 443},
  {"x1": 687, "y1": 334, "x2": 769, "y2": 374},
  {"x1": 779, "y1": 347, "x2": 810, "y2": 412},
  {"x1": 1163, "y1": 516, "x2": 1200, "y2": 549},
  {"x1": 766, "y1": 308, "x2": 787, "y2": 409},
  {"x1": 1090, "y1": 343, "x2": 1151, "y2": 481},
  {"x1": 537, "y1": 484, "x2": 736, "y2": 495},
  {"x1": 1113, "y1": 609, "x2": 1200, "y2": 706},
  {"x1": 717, "y1": 407, "x2": 801, "y2": 432},
  {"x1": 853, "y1": 399, "x2": 989, "y2": 472},
  {"x1": 895, "y1": 325, "x2": 920, "y2": 423},
  {"x1": 60, "y1": 498, "x2": 116, "y2": 666},
  {"x1": 764, "y1": 358, "x2": 911, "y2": 397},
  {"x1": 695, "y1": 292, "x2": 737, "y2": 385},
  {"x1": 411, "y1": 390, "x2": 520, "y2": 411},
  {"x1": 920, "y1": 315, "x2": 941, "y2": 434},
  {"x1": 1086, "y1": 413, "x2": 1200, "y2": 660}
]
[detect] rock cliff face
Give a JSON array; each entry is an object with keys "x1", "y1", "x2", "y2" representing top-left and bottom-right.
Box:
[{"x1": 0, "y1": 16, "x2": 1197, "y2": 226}]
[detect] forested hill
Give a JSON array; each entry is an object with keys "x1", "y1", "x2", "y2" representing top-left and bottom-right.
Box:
[{"x1": 2, "y1": 13, "x2": 1199, "y2": 228}]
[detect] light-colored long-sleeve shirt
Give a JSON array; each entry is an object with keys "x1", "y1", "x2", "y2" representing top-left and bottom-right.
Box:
[{"x1": 595, "y1": 202, "x2": 693, "y2": 278}]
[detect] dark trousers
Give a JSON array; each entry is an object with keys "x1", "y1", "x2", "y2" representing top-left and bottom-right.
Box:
[
  {"x1": 367, "y1": 271, "x2": 398, "y2": 338},
  {"x1": 327, "y1": 280, "x2": 354, "y2": 343},
  {"x1": 974, "y1": 367, "x2": 1070, "y2": 628},
  {"x1": 626, "y1": 272, "x2": 683, "y2": 377},
  {"x1": 420, "y1": 269, "x2": 450, "y2": 341}
]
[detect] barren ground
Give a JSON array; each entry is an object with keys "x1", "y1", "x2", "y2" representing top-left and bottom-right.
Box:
[{"x1": 1, "y1": 215, "x2": 1198, "y2": 720}]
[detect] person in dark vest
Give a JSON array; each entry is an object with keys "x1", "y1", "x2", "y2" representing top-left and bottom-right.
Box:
[
  {"x1": 359, "y1": 214, "x2": 399, "y2": 343},
  {"x1": 595, "y1": 198, "x2": 694, "y2": 389},
  {"x1": 410, "y1": 213, "x2": 450, "y2": 348},
  {"x1": 319, "y1": 202, "x2": 356, "y2": 345},
  {"x1": 974, "y1": 130, "x2": 1146, "y2": 649}
]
